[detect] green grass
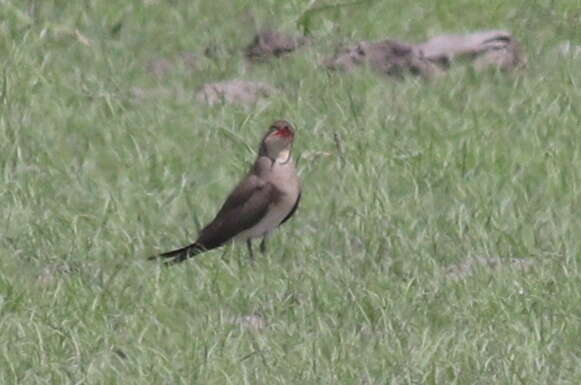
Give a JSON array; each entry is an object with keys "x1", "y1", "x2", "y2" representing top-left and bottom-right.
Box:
[{"x1": 2, "y1": 0, "x2": 581, "y2": 383}]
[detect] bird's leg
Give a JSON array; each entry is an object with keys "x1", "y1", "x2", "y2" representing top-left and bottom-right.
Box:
[
  {"x1": 246, "y1": 239, "x2": 255, "y2": 262},
  {"x1": 259, "y1": 237, "x2": 267, "y2": 254}
]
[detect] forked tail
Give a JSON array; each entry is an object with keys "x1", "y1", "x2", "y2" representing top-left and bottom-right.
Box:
[{"x1": 148, "y1": 243, "x2": 206, "y2": 265}]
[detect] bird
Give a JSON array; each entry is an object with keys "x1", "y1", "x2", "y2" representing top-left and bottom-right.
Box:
[{"x1": 150, "y1": 120, "x2": 301, "y2": 264}]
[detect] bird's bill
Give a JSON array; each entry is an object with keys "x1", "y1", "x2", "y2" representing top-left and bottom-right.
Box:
[
  {"x1": 268, "y1": 120, "x2": 295, "y2": 139},
  {"x1": 259, "y1": 120, "x2": 296, "y2": 161},
  {"x1": 272, "y1": 125, "x2": 294, "y2": 139}
]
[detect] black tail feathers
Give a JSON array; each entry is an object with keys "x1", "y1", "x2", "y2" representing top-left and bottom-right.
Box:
[{"x1": 148, "y1": 243, "x2": 206, "y2": 265}]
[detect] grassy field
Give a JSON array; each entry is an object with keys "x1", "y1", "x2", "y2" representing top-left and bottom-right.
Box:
[{"x1": 2, "y1": 0, "x2": 581, "y2": 384}]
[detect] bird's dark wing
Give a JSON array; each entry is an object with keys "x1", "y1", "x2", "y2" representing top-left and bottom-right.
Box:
[
  {"x1": 280, "y1": 191, "x2": 301, "y2": 225},
  {"x1": 195, "y1": 174, "x2": 279, "y2": 249},
  {"x1": 150, "y1": 174, "x2": 278, "y2": 264}
]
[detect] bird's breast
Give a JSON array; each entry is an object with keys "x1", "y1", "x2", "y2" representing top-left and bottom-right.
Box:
[
  {"x1": 236, "y1": 159, "x2": 300, "y2": 241},
  {"x1": 269, "y1": 160, "x2": 300, "y2": 204}
]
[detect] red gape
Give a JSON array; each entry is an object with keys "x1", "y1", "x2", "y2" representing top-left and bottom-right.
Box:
[{"x1": 275, "y1": 127, "x2": 293, "y2": 138}]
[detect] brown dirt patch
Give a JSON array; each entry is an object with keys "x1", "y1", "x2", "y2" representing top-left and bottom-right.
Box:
[
  {"x1": 245, "y1": 29, "x2": 308, "y2": 62},
  {"x1": 195, "y1": 80, "x2": 276, "y2": 106}
]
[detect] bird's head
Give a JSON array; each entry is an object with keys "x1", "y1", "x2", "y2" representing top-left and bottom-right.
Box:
[{"x1": 260, "y1": 120, "x2": 295, "y2": 162}]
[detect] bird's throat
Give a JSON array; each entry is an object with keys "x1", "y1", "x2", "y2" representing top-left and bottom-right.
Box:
[{"x1": 275, "y1": 149, "x2": 292, "y2": 165}]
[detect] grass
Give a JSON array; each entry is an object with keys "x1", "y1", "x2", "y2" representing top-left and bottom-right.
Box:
[{"x1": 1, "y1": 0, "x2": 581, "y2": 383}]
